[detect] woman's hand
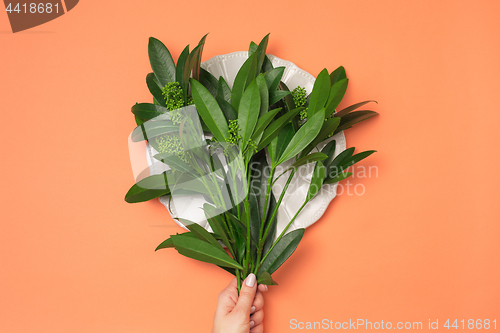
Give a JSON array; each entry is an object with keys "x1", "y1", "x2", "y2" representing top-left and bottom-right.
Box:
[{"x1": 212, "y1": 274, "x2": 269, "y2": 333}]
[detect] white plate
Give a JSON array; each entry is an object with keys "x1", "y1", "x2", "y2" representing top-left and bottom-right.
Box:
[{"x1": 146, "y1": 52, "x2": 347, "y2": 237}]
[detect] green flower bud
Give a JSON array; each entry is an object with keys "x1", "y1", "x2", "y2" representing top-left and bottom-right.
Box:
[
  {"x1": 155, "y1": 133, "x2": 188, "y2": 163},
  {"x1": 162, "y1": 82, "x2": 185, "y2": 111},
  {"x1": 228, "y1": 119, "x2": 241, "y2": 144},
  {"x1": 291, "y1": 86, "x2": 307, "y2": 107}
]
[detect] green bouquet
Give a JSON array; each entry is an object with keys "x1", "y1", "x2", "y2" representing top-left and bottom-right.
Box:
[{"x1": 125, "y1": 34, "x2": 378, "y2": 291}]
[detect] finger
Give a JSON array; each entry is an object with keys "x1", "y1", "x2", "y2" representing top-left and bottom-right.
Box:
[
  {"x1": 233, "y1": 273, "x2": 257, "y2": 315},
  {"x1": 251, "y1": 290, "x2": 264, "y2": 313},
  {"x1": 225, "y1": 277, "x2": 238, "y2": 290},
  {"x1": 258, "y1": 284, "x2": 269, "y2": 293},
  {"x1": 216, "y1": 278, "x2": 238, "y2": 315},
  {"x1": 250, "y1": 308, "x2": 264, "y2": 327},
  {"x1": 250, "y1": 321, "x2": 264, "y2": 333},
  {"x1": 218, "y1": 277, "x2": 238, "y2": 301}
]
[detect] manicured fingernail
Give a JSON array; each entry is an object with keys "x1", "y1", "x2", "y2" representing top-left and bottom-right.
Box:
[
  {"x1": 250, "y1": 320, "x2": 255, "y2": 327},
  {"x1": 263, "y1": 285, "x2": 268, "y2": 291},
  {"x1": 251, "y1": 306, "x2": 256, "y2": 313},
  {"x1": 246, "y1": 273, "x2": 256, "y2": 287}
]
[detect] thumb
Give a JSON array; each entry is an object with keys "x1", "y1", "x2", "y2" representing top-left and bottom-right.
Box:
[{"x1": 234, "y1": 273, "x2": 257, "y2": 315}]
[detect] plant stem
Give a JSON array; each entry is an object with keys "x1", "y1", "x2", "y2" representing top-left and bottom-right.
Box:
[
  {"x1": 259, "y1": 167, "x2": 276, "y2": 228},
  {"x1": 225, "y1": 160, "x2": 240, "y2": 219},
  {"x1": 236, "y1": 269, "x2": 242, "y2": 294},
  {"x1": 253, "y1": 169, "x2": 296, "y2": 274},
  {"x1": 209, "y1": 172, "x2": 227, "y2": 211},
  {"x1": 271, "y1": 166, "x2": 292, "y2": 187},
  {"x1": 223, "y1": 212, "x2": 237, "y2": 258},
  {"x1": 244, "y1": 198, "x2": 251, "y2": 272},
  {"x1": 254, "y1": 166, "x2": 276, "y2": 272},
  {"x1": 259, "y1": 199, "x2": 308, "y2": 265},
  {"x1": 262, "y1": 169, "x2": 296, "y2": 241}
]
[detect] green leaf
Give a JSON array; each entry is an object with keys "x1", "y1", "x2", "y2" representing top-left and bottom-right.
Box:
[
  {"x1": 325, "y1": 78, "x2": 349, "y2": 117},
  {"x1": 273, "y1": 152, "x2": 327, "y2": 185},
  {"x1": 169, "y1": 172, "x2": 221, "y2": 197},
  {"x1": 171, "y1": 234, "x2": 243, "y2": 269},
  {"x1": 334, "y1": 110, "x2": 378, "y2": 134},
  {"x1": 155, "y1": 232, "x2": 198, "y2": 251},
  {"x1": 238, "y1": 80, "x2": 261, "y2": 149},
  {"x1": 327, "y1": 147, "x2": 355, "y2": 175},
  {"x1": 300, "y1": 117, "x2": 341, "y2": 158},
  {"x1": 217, "y1": 265, "x2": 236, "y2": 276},
  {"x1": 256, "y1": 74, "x2": 269, "y2": 116},
  {"x1": 175, "y1": 45, "x2": 190, "y2": 100},
  {"x1": 262, "y1": 191, "x2": 277, "y2": 256},
  {"x1": 265, "y1": 67, "x2": 285, "y2": 92},
  {"x1": 131, "y1": 120, "x2": 176, "y2": 142},
  {"x1": 231, "y1": 53, "x2": 257, "y2": 110},
  {"x1": 217, "y1": 96, "x2": 237, "y2": 121},
  {"x1": 268, "y1": 137, "x2": 278, "y2": 162},
  {"x1": 306, "y1": 161, "x2": 326, "y2": 201},
  {"x1": 329, "y1": 66, "x2": 347, "y2": 85},
  {"x1": 249, "y1": 151, "x2": 270, "y2": 222},
  {"x1": 148, "y1": 37, "x2": 176, "y2": 86},
  {"x1": 199, "y1": 68, "x2": 218, "y2": 97},
  {"x1": 335, "y1": 100, "x2": 377, "y2": 118},
  {"x1": 269, "y1": 90, "x2": 291, "y2": 105},
  {"x1": 184, "y1": 221, "x2": 225, "y2": 252},
  {"x1": 208, "y1": 151, "x2": 226, "y2": 179},
  {"x1": 279, "y1": 82, "x2": 299, "y2": 131},
  {"x1": 320, "y1": 140, "x2": 337, "y2": 167},
  {"x1": 224, "y1": 210, "x2": 247, "y2": 231},
  {"x1": 135, "y1": 115, "x2": 145, "y2": 126},
  {"x1": 277, "y1": 109, "x2": 325, "y2": 165},
  {"x1": 259, "y1": 228, "x2": 304, "y2": 275},
  {"x1": 204, "y1": 204, "x2": 235, "y2": 257},
  {"x1": 131, "y1": 103, "x2": 168, "y2": 120},
  {"x1": 257, "y1": 107, "x2": 303, "y2": 151},
  {"x1": 190, "y1": 79, "x2": 230, "y2": 142},
  {"x1": 248, "y1": 41, "x2": 258, "y2": 56},
  {"x1": 262, "y1": 55, "x2": 274, "y2": 73},
  {"x1": 308, "y1": 69, "x2": 331, "y2": 118},
  {"x1": 131, "y1": 121, "x2": 178, "y2": 142},
  {"x1": 324, "y1": 147, "x2": 360, "y2": 182},
  {"x1": 255, "y1": 34, "x2": 270, "y2": 74},
  {"x1": 155, "y1": 237, "x2": 174, "y2": 250},
  {"x1": 216, "y1": 76, "x2": 232, "y2": 103},
  {"x1": 290, "y1": 152, "x2": 328, "y2": 169},
  {"x1": 191, "y1": 34, "x2": 208, "y2": 81},
  {"x1": 247, "y1": 188, "x2": 262, "y2": 249},
  {"x1": 183, "y1": 42, "x2": 205, "y2": 102},
  {"x1": 250, "y1": 108, "x2": 281, "y2": 144},
  {"x1": 257, "y1": 271, "x2": 278, "y2": 285},
  {"x1": 154, "y1": 153, "x2": 194, "y2": 174},
  {"x1": 274, "y1": 123, "x2": 295, "y2": 162},
  {"x1": 146, "y1": 73, "x2": 166, "y2": 106},
  {"x1": 338, "y1": 150, "x2": 376, "y2": 171},
  {"x1": 225, "y1": 212, "x2": 248, "y2": 239},
  {"x1": 232, "y1": 222, "x2": 246, "y2": 262},
  {"x1": 279, "y1": 81, "x2": 295, "y2": 109},
  {"x1": 124, "y1": 172, "x2": 170, "y2": 203},
  {"x1": 324, "y1": 171, "x2": 352, "y2": 184}
]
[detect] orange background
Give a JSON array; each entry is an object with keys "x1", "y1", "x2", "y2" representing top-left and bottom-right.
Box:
[{"x1": 1, "y1": 1, "x2": 499, "y2": 332}]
